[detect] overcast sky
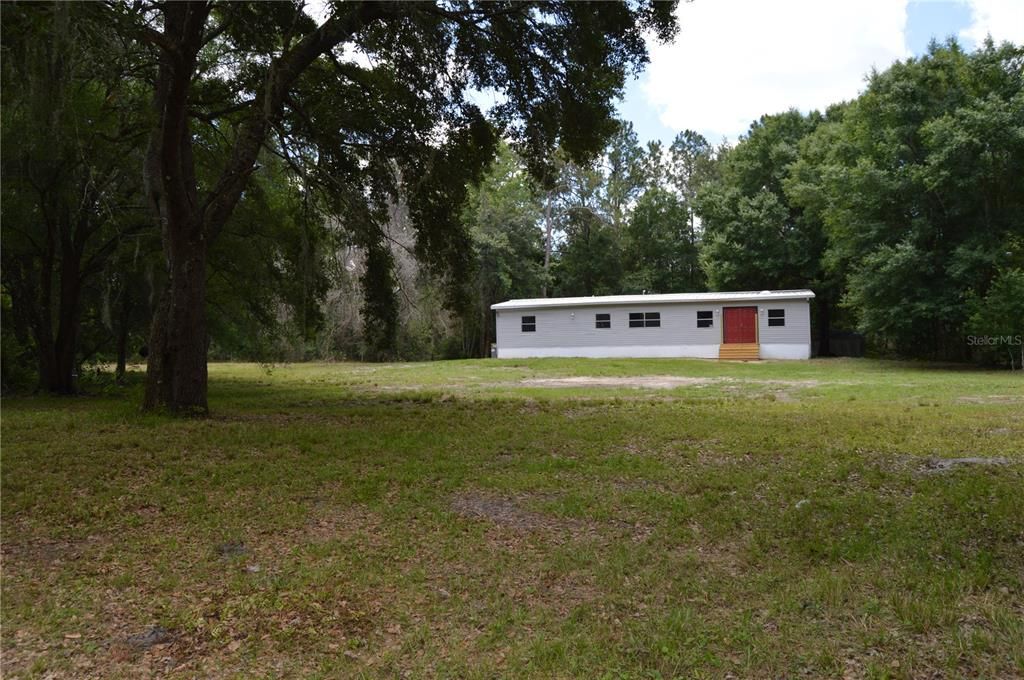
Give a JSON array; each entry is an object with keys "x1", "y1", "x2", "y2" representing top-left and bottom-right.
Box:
[{"x1": 620, "y1": 0, "x2": 1024, "y2": 146}]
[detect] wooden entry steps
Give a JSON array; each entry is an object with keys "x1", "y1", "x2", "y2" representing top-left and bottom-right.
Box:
[{"x1": 719, "y1": 343, "x2": 760, "y2": 361}]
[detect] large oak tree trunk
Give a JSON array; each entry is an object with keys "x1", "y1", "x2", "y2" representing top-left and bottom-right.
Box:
[
  {"x1": 51, "y1": 243, "x2": 83, "y2": 393},
  {"x1": 141, "y1": 2, "x2": 210, "y2": 414},
  {"x1": 34, "y1": 298, "x2": 81, "y2": 394},
  {"x1": 139, "y1": 2, "x2": 379, "y2": 414},
  {"x1": 35, "y1": 337, "x2": 59, "y2": 393},
  {"x1": 144, "y1": 227, "x2": 208, "y2": 413},
  {"x1": 30, "y1": 220, "x2": 84, "y2": 395},
  {"x1": 115, "y1": 292, "x2": 131, "y2": 384},
  {"x1": 115, "y1": 325, "x2": 128, "y2": 384},
  {"x1": 49, "y1": 316, "x2": 80, "y2": 394}
]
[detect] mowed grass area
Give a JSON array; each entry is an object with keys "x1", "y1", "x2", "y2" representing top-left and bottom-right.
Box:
[{"x1": 2, "y1": 359, "x2": 1023, "y2": 679}]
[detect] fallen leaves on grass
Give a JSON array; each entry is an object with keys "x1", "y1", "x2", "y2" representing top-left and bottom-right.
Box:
[{"x1": 450, "y1": 492, "x2": 576, "y2": 533}]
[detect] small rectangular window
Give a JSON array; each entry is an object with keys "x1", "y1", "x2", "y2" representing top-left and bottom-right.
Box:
[
  {"x1": 630, "y1": 311, "x2": 660, "y2": 328},
  {"x1": 595, "y1": 313, "x2": 611, "y2": 329},
  {"x1": 767, "y1": 309, "x2": 785, "y2": 327},
  {"x1": 521, "y1": 315, "x2": 536, "y2": 332},
  {"x1": 697, "y1": 310, "x2": 713, "y2": 328}
]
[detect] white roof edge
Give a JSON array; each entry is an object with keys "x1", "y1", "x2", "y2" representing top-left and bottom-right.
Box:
[{"x1": 491, "y1": 289, "x2": 815, "y2": 311}]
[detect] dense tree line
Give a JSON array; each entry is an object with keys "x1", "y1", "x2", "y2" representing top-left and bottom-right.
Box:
[
  {"x1": 2, "y1": 2, "x2": 1021, "y2": 408},
  {"x1": 812, "y1": 40, "x2": 1023, "y2": 361},
  {"x1": 1, "y1": 0, "x2": 679, "y2": 407},
  {"x1": 2, "y1": 4, "x2": 336, "y2": 394},
  {"x1": 459, "y1": 39, "x2": 1023, "y2": 364}
]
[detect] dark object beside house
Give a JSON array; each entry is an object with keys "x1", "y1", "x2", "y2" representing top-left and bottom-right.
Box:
[{"x1": 815, "y1": 331, "x2": 865, "y2": 357}]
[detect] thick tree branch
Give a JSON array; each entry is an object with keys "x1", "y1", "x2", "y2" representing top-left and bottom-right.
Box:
[
  {"x1": 201, "y1": 15, "x2": 233, "y2": 47},
  {"x1": 149, "y1": 2, "x2": 212, "y2": 236},
  {"x1": 137, "y1": 24, "x2": 181, "y2": 58},
  {"x1": 79, "y1": 223, "x2": 152, "y2": 281},
  {"x1": 201, "y1": 2, "x2": 388, "y2": 238},
  {"x1": 188, "y1": 99, "x2": 256, "y2": 122}
]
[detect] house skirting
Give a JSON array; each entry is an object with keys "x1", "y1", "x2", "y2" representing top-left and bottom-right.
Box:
[
  {"x1": 496, "y1": 343, "x2": 811, "y2": 360},
  {"x1": 760, "y1": 343, "x2": 811, "y2": 360}
]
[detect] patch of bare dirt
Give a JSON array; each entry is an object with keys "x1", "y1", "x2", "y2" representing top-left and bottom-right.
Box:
[
  {"x1": 4, "y1": 626, "x2": 207, "y2": 679},
  {"x1": 1, "y1": 531, "x2": 109, "y2": 569},
  {"x1": 874, "y1": 454, "x2": 1018, "y2": 478},
  {"x1": 125, "y1": 626, "x2": 176, "y2": 650},
  {"x1": 755, "y1": 378, "x2": 823, "y2": 387},
  {"x1": 520, "y1": 375, "x2": 714, "y2": 389},
  {"x1": 920, "y1": 457, "x2": 1013, "y2": 474},
  {"x1": 374, "y1": 384, "x2": 429, "y2": 392},
  {"x1": 957, "y1": 395, "x2": 1024, "y2": 404},
  {"x1": 519, "y1": 375, "x2": 826, "y2": 392}
]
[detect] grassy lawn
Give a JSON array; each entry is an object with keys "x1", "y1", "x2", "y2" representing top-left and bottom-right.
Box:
[{"x1": 2, "y1": 358, "x2": 1023, "y2": 678}]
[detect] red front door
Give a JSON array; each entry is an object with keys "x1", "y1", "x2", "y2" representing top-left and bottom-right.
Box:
[{"x1": 723, "y1": 306, "x2": 757, "y2": 344}]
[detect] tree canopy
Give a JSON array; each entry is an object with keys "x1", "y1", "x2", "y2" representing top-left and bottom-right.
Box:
[
  {"x1": 2, "y1": 0, "x2": 673, "y2": 411},
  {"x1": 809, "y1": 40, "x2": 1024, "y2": 357},
  {"x1": 4, "y1": 10, "x2": 1023, "y2": 401}
]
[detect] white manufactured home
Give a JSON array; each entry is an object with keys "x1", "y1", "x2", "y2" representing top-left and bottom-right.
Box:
[{"x1": 491, "y1": 290, "x2": 815, "y2": 360}]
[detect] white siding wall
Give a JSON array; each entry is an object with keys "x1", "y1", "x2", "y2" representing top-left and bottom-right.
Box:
[
  {"x1": 495, "y1": 299, "x2": 812, "y2": 359},
  {"x1": 757, "y1": 300, "x2": 812, "y2": 359}
]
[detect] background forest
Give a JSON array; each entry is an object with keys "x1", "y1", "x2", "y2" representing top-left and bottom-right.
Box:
[{"x1": 3, "y1": 4, "x2": 1022, "y2": 396}]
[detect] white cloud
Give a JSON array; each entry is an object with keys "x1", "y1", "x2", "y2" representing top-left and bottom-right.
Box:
[
  {"x1": 642, "y1": 0, "x2": 911, "y2": 143},
  {"x1": 304, "y1": 0, "x2": 331, "y2": 25},
  {"x1": 960, "y1": 0, "x2": 1024, "y2": 46}
]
